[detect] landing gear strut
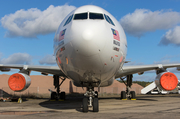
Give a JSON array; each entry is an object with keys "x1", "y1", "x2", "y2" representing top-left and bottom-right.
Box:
[
  {"x1": 120, "y1": 74, "x2": 136, "y2": 99},
  {"x1": 51, "y1": 75, "x2": 66, "y2": 100},
  {"x1": 82, "y1": 86, "x2": 99, "y2": 112}
]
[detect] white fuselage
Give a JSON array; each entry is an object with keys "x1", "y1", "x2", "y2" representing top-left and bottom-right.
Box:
[{"x1": 54, "y1": 5, "x2": 127, "y2": 87}]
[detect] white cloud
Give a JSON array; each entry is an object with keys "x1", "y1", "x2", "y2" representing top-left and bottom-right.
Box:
[
  {"x1": 154, "y1": 59, "x2": 180, "y2": 64},
  {"x1": 133, "y1": 75, "x2": 155, "y2": 82},
  {"x1": 0, "y1": 53, "x2": 32, "y2": 64},
  {"x1": 168, "y1": 67, "x2": 180, "y2": 73},
  {"x1": 161, "y1": 54, "x2": 180, "y2": 60},
  {"x1": 0, "y1": 5, "x2": 76, "y2": 38},
  {"x1": 154, "y1": 59, "x2": 172, "y2": 64},
  {"x1": 159, "y1": 26, "x2": 180, "y2": 46},
  {"x1": 39, "y1": 54, "x2": 56, "y2": 65},
  {"x1": 120, "y1": 9, "x2": 180, "y2": 37}
]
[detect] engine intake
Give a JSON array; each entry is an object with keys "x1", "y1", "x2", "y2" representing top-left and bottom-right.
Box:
[
  {"x1": 155, "y1": 72, "x2": 178, "y2": 91},
  {"x1": 8, "y1": 73, "x2": 31, "y2": 92}
]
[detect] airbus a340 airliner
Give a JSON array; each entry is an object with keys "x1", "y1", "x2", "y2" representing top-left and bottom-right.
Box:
[{"x1": 0, "y1": 5, "x2": 180, "y2": 112}]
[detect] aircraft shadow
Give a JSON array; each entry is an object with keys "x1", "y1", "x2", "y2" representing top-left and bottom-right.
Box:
[
  {"x1": 39, "y1": 94, "x2": 180, "y2": 112},
  {"x1": 39, "y1": 94, "x2": 83, "y2": 111},
  {"x1": 39, "y1": 95, "x2": 122, "y2": 112}
]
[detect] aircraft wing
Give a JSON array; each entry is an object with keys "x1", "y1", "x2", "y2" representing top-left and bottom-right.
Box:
[
  {"x1": 0, "y1": 64, "x2": 66, "y2": 76},
  {"x1": 115, "y1": 63, "x2": 180, "y2": 78}
]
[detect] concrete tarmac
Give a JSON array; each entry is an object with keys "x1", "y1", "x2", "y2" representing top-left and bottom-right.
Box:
[{"x1": 0, "y1": 94, "x2": 180, "y2": 119}]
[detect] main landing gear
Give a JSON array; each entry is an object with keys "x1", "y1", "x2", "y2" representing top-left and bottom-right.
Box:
[
  {"x1": 120, "y1": 74, "x2": 136, "y2": 100},
  {"x1": 51, "y1": 75, "x2": 66, "y2": 100},
  {"x1": 82, "y1": 86, "x2": 99, "y2": 112}
]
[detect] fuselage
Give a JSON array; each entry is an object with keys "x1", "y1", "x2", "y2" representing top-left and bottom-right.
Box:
[{"x1": 54, "y1": 5, "x2": 127, "y2": 87}]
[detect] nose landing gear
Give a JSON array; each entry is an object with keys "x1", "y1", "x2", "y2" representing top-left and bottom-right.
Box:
[{"x1": 82, "y1": 87, "x2": 99, "y2": 112}]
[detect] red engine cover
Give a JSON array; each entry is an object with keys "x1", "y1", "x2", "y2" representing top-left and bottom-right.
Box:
[
  {"x1": 159, "y1": 72, "x2": 178, "y2": 91},
  {"x1": 8, "y1": 73, "x2": 31, "y2": 92}
]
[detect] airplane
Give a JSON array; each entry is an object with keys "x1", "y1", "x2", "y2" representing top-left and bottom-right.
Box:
[{"x1": 0, "y1": 5, "x2": 180, "y2": 112}]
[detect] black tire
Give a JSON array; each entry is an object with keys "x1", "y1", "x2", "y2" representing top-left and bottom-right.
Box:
[
  {"x1": 121, "y1": 91, "x2": 126, "y2": 99},
  {"x1": 93, "y1": 97, "x2": 99, "y2": 112},
  {"x1": 82, "y1": 97, "x2": 88, "y2": 112},
  {"x1": 60, "y1": 92, "x2": 66, "y2": 100},
  {"x1": 95, "y1": 91, "x2": 98, "y2": 98},
  {"x1": 51, "y1": 92, "x2": 56, "y2": 100},
  {"x1": 130, "y1": 91, "x2": 136, "y2": 99}
]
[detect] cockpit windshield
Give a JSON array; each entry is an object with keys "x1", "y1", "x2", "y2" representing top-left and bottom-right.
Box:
[
  {"x1": 73, "y1": 12, "x2": 104, "y2": 20},
  {"x1": 89, "y1": 13, "x2": 104, "y2": 19},
  {"x1": 74, "y1": 13, "x2": 88, "y2": 20}
]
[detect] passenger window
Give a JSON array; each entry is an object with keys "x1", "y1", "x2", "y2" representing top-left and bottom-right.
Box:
[
  {"x1": 64, "y1": 15, "x2": 73, "y2": 26},
  {"x1": 104, "y1": 14, "x2": 115, "y2": 26},
  {"x1": 89, "y1": 13, "x2": 104, "y2": 19},
  {"x1": 74, "y1": 13, "x2": 88, "y2": 20}
]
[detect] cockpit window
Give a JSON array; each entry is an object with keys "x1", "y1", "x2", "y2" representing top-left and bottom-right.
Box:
[
  {"x1": 104, "y1": 14, "x2": 110, "y2": 23},
  {"x1": 104, "y1": 14, "x2": 115, "y2": 26},
  {"x1": 64, "y1": 14, "x2": 73, "y2": 26},
  {"x1": 89, "y1": 13, "x2": 104, "y2": 19},
  {"x1": 74, "y1": 13, "x2": 88, "y2": 20}
]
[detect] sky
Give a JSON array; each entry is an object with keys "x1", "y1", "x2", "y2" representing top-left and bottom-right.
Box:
[{"x1": 1, "y1": 0, "x2": 180, "y2": 81}]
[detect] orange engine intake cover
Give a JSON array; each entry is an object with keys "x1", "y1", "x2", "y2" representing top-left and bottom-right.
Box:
[
  {"x1": 160, "y1": 72, "x2": 178, "y2": 91},
  {"x1": 8, "y1": 73, "x2": 26, "y2": 91}
]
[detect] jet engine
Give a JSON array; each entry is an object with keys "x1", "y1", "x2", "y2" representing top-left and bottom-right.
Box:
[
  {"x1": 155, "y1": 72, "x2": 178, "y2": 91},
  {"x1": 8, "y1": 73, "x2": 31, "y2": 92}
]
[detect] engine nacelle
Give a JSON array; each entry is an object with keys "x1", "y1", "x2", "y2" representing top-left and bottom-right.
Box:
[
  {"x1": 8, "y1": 73, "x2": 31, "y2": 92},
  {"x1": 155, "y1": 72, "x2": 178, "y2": 91}
]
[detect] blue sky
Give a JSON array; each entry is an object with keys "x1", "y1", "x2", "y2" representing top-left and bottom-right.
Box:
[{"x1": 1, "y1": 0, "x2": 180, "y2": 81}]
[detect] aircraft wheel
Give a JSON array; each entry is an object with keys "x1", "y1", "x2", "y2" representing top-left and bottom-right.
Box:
[
  {"x1": 60, "y1": 92, "x2": 66, "y2": 100},
  {"x1": 130, "y1": 91, "x2": 136, "y2": 99},
  {"x1": 82, "y1": 97, "x2": 88, "y2": 112},
  {"x1": 121, "y1": 91, "x2": 126, "y2": 99},
  {"x1": 95, "y1": 91, "x2": 98, "y2": 98},
  {"x1": 93, "y1": 97, "x2": 99, "y2": 112},
  {"x1": 51, "y1": 92, "x2": 56, "y2": 100}
]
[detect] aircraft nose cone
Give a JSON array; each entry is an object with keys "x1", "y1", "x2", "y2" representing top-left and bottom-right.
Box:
[
  {"x1": 72, "y1": 29, "x2": 99, "y2": 56},
  {"x1": 82, "y1": 29, "x2": 94, "y2": 41},
  {"x1": 71, "y1": 22, "x2": 106, "y2": 57},
  {"x1": 78, "y1": 29, "x2": 98, "y2": 56}
]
